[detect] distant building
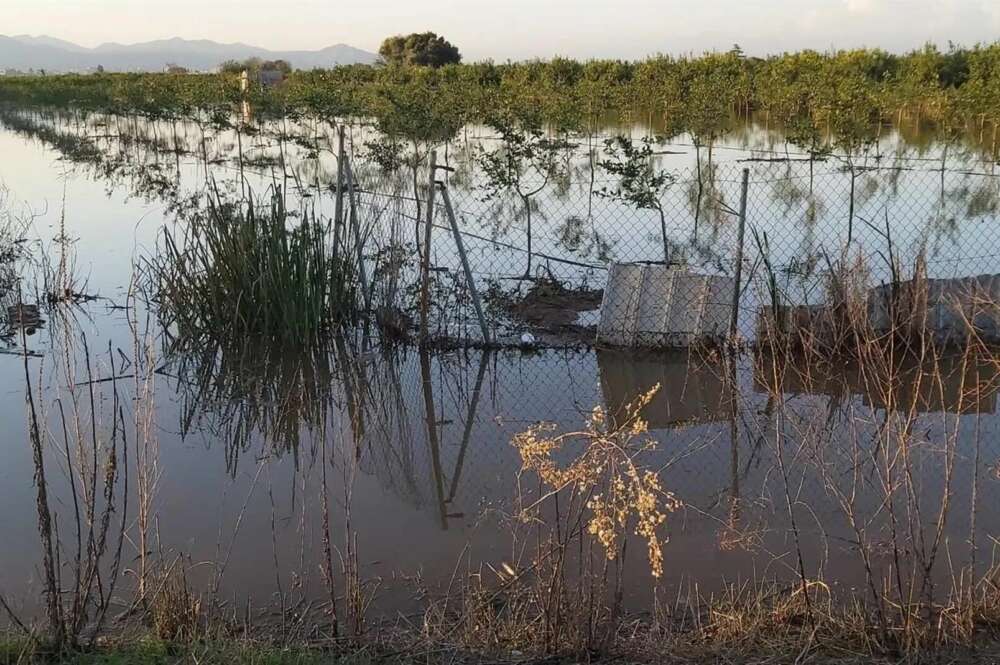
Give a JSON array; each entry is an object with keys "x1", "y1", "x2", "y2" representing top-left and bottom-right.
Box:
[
  {"x1": 239, "y1": 67, "x2": 286, "y2": 92},
  {"x1": 258, "y1": 68, "x2": 285, "y2": 88}
]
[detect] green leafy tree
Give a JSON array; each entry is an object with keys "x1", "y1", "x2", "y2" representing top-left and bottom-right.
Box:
[
  {"x1": 378, "y1": 32, "x2": 461, "y2": 68},
  {"x1": 367, "y1": 66, "x2": 464, "y2": 259},
  {"x1": 598, "y1": 136, "x2": 676, "y2": 263},
  {"x1": 477, "y1": 104, "x2": 568, "y2": 278}
]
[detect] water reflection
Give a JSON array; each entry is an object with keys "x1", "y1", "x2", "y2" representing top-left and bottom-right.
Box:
[
  {"x1": 5, "y1": 104, "x2": 1000, "y2": 624},
  {"x1": 3, "y1": 105, "x2": 1000, "y2": 300},
  {"x1": 754, "y1": 349, "x2": 1000, "y2": 415},
  {"x1": 597, "y1": 348, "x2": 729, "y2": 427}
]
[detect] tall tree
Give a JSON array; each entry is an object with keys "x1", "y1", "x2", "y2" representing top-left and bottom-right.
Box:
[{"x1": 379, "y1": 32, "x2": 462, "y2": 68}]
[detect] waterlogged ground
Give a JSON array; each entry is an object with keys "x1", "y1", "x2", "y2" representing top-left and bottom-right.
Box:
[{"x1": 2, "y1": 108, "x2": 1000, "y2": 624}]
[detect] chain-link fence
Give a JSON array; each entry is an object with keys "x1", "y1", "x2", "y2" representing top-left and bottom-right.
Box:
[{"x1": 352, "y1": 156, "x2": 1000, "y2": 348}]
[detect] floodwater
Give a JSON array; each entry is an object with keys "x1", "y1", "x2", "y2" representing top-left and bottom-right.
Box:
[{"x1": 2, "y1": 106, "x2": 1000, "y2": 622}]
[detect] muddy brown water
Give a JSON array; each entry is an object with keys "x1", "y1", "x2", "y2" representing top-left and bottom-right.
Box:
[{"x1": 1, "y1": 109, "x2": 1000, "y2": 622}]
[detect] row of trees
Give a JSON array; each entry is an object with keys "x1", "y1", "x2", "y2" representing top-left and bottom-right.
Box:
[
  {"x1": 0, "y1": 42, "x2": 1000, "y2": 126},
  {"x1": 2, "y1": 42, "x2": 1000, "y2": 157}
]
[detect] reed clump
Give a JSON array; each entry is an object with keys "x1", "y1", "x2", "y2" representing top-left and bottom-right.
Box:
[
  {"x1": 147, "y1": 558, "x2": 204, "y2": 643},
  {"x1": 746, "y1": 229, "x2": 1000, "y2": 659},
  {"x1": 152, "y1": 187, "x2": 359, "y2": 460},
  {"x1": 0, "y1": 186, "x2": 30, "y2": 340},
  {"x1": 156, "y1": 187, "x2": 358, "y2": 364}
]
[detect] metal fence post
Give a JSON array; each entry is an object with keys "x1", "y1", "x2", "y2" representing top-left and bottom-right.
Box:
[
  {"x1": 439, "y1": 185, "x2": 491, "y2": 344},
  {"x1": 333, "y1": 125, "x2": 345, "y2": 261},
  {"x1": 343, "y1": 157, "x2": 372, "y2": 317},
  {"x1": 729, "y1": 168, "x2": 750, "y2": 342},
  {"x1": 419, "y1": 151, "x2": 437, "y2": 345}
]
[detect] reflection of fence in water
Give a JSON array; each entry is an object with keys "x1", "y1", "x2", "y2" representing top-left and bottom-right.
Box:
[
  {"x1": 348, "y1": 345, "x2": 1000, "y2": 573},
  {"x1": 351, "y1": 348, "x2": 767, "y2": 525},
  {"x1": 355, "y1": 349, "x2": 602, "y2": 525},
  {"x1": 754, "y1": 349, "x2": 1000, "y2": 415}
]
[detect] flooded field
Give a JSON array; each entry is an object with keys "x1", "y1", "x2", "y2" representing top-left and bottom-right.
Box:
[{"x1": 2, "y1": 105, "x2": 1000, "y2": 641}]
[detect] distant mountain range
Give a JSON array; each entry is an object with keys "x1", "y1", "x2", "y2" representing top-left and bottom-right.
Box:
[{"x1": 0, "y1": 35, "x2": 378, "y2": 73}]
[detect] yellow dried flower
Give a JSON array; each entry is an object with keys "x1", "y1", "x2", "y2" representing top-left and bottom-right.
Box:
[{"x1": 511, "y1": 384, "x2": 679, "y2": 578}]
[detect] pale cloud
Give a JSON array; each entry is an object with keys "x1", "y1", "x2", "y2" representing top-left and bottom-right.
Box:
[
  {"x1": 844, "y1": 0, "x2": 880, "y2": 14},
  {"x1": 982, "y1": 0, "x2": 1000, "y2": 28}
]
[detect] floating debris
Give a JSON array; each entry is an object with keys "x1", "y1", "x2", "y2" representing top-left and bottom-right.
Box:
[
  {"x1": 46, "y1": 288, "x2": 99, "y2": 305},
  {"x1": 2, "y1": 303, "x2": 44, "y2": 346},
  {"x1": 6, "y1": 303, "x2": 43, "y2": 332}
]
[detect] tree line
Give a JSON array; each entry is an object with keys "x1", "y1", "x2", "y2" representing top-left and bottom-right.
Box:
[{"x1": 1, "y1": 42, "x2": 999, "y2": 156}]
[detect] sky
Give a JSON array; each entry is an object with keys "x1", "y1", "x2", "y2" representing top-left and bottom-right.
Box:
[{"x1": 4, "y1": 0, "x2": 1000, "y2": 60}]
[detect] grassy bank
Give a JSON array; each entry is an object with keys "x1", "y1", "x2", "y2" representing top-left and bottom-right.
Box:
[
  {"x1": 6, "y1": 606, "x2": 1000, "y2": 665},
  {"x1": 0, "y1": 637, "x2": 378, "y2": 665}
]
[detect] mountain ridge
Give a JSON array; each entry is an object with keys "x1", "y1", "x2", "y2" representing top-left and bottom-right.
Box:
[{"x1": 0, "y1": 35, "x2": 377, "y2": 72}]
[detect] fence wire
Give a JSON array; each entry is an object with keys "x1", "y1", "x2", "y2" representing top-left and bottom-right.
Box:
[{"x1": 352, "y1": 157, "x2": 1000, "y2": 347}]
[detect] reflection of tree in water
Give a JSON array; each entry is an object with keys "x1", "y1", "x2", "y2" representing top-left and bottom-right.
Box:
[
  {"x1": 551, "y1": 139, "x2": 587, "y2": 202},
  {"x1": 922, "y1": 172, "x2": 965, "y2": 251},
  {"x1": 964, "y1": 179, "x2": 1000, "y2": 218},
  {"x1": 554, "y1": 215, "x2": 614, "y2": 262},
  {"x1": 685, "y1": 161, "x2": 732, "y2": 242},
  {"x1": 442, "y1": 138, "x2": 477, "y2": 191},
  {"x1": 855, "y1": 171, "x2": 882, "y2": 207},
  {"x1": 478, "y1": 188, "x2": 548, "y2": 244},
  {"x1": 12, "y1": 113, "x2": 223, "y2": 234},
  {"x1": 883, "y1": 163, "x2": 905, "y2": 197},
  {"x1": 916, "y1": 172, "x2": 1000, "y2": 260},
  {"x1": 674, "y1": 236, "x2": 731, "y2": 274},
  {"x1": 768, "y1": 162, "x2": 811, "y2": 216},
  {"x1": 785, "y1": 196, "x2": 827, "y2": 288},
  {"x1": 0, "y1": 107, "x2": 104, "y2": 162}
]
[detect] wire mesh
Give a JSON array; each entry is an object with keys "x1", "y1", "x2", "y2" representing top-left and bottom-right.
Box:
[{"x1": 351, "y1": 155, "x2": 1000, "y2": 347}]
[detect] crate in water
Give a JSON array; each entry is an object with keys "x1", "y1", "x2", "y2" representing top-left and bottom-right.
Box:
[{"x1": 597, "y1": 263, "x2": 735, "y2": 348}]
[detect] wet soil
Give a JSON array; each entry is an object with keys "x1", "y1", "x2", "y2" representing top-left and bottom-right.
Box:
[{"x1": 505, "y1": 278, "x2": 603, "y2": 329}]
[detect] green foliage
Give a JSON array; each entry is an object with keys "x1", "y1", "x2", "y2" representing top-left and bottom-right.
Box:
[
  {"x1": 598, "y1": 136, "x2": 674, "y2": 212},
  {"x1": 477, "y1": 106, "x2": 566, "y2": 199},
  {"x1": 3, "y1": 40, "x2": 1000, "y2": 146},
  {"x1": 366, "y1": 66, "x2": 465, "y2": 143},
  {"x1": 477, "y1": 104, "x2": 570, "y2": 275},
  {"x1": 597, "y1": 136, "x2": 675, "y2": 262},
  {"x1": 378, "y1": 32, "x2": 461, "y2": 68}
]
